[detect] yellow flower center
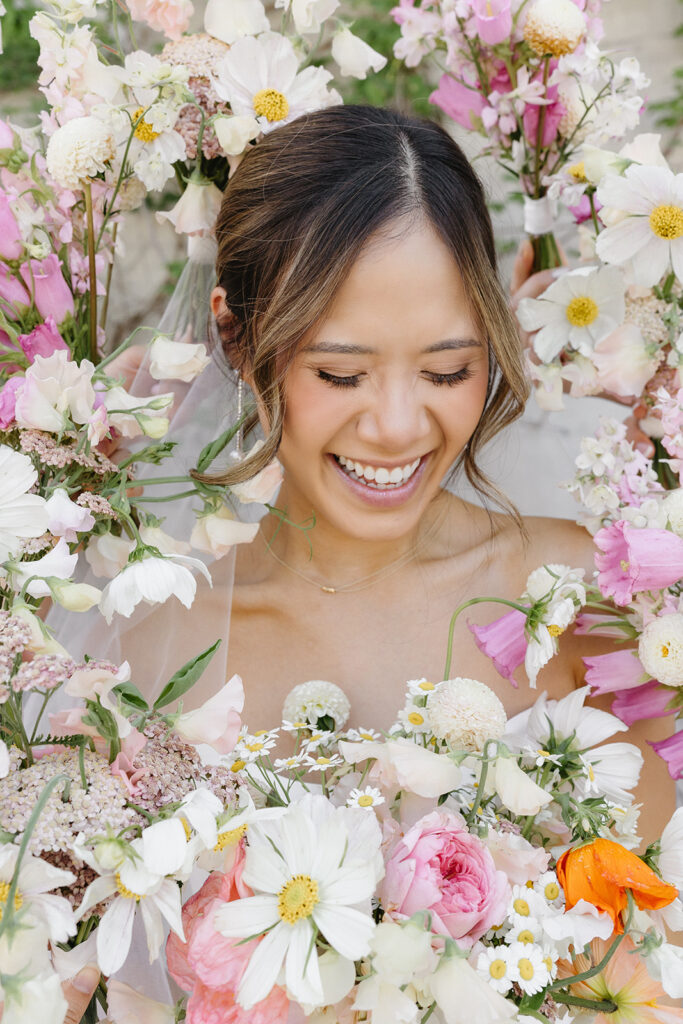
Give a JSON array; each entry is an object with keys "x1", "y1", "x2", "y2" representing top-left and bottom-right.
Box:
[
  {"x1": 526, "y1": 880, "x2": 535, "y2": 889},
  {"x1": 359, "y1": 731, "x2": 375, "y2": 740},
  {"x1": 547, "y1": 624, "x2": 564, "y2": 637},
  {"x1": 181, "y1": 818, "x2": 192, "y2": 840},
  {"x1": 544, "y1": 955, "x2": 554, "y2": 972},
  {"x1": 253, "y1": 730, "x2": 269, "y2": 736},
  {"x1": 214, "y1": 823, "x2": 248, "y2": 851},
  {"x1": 277, "y1": 874, "x2": 319, "y2": 924},
  {"x1": 518, "y1": 929, "x2": 536, "y2": 944},
  {"x1": 537, "y1": 749, "x2": 550, "y2": 758},
  {"x1": 661, "y1": 644, "x2": 670, "y2": 659},
  {"x1": 620, "y1": 559, "x2": 630, "y2": 572},
  {"x1": 231, "y1": 759, "x2": 246, "y2": 772},
  {"x1": 292, "y1": 721, "x2": 308, "y2": 729},
  {"x1": 0, "y1": 881, "x2": 22, "y2": 920},
  {"x1": 566, "y1": 295, "x2": 599, "y2": 328},
  {"x1": 315, "y1": 756, "x2": 332, "y2": 765},
  {"x1": 115, "y1": 873, "x2": 144, "y2": 901},
  {"x1": 489, "y1": 958, "x2": 507, "y2": 979},
  {"x1": 513, "y1": 897, "x2": 530, "y2": 916},
  {"x1": 253, "y1": 88, "x2": 289, "y2": 123},
  {"x1": 408, "y1": 711, "x2": 425, "y2": 726},
  {"x1": 246, "y1": 742, "x2": 264, "y2": 752},
  {"x1": 418, "y1": 681, "x2": 435, "y2": 691},
  {"x1": 357, "y1": 794, "x2": 375, "y2": 807},
  {"x1": 569, "y1": 161, "x2": 587, "y2": 182},
  {"x1": 518, "y1": 958, "x2": 535, "y2": 981},
  {"x1": 649, "y1": 204, "x2": 683, "y2": 240},
  {"x1": 544, "y1": 881, "x2": 560, "y2": 901},
  {"x1": 132, "y1": 107, "x2": 161, "y2": 143}
]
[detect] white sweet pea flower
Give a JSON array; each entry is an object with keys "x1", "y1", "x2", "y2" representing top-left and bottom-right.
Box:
[
  {"x1": 106, "y1": 980, "x2": 175, "y2": 1024},
  {"x1": 541, "y1": 898, "x2": 614, "y2": 956},
  {"x1": 138, "y1": 524, "x2": 190, "y2": 556},
  {"x1": 50, "y1": 579, "x2": 102, "y2": 611},
  {"x1": 173, "y1": 672, "x2": 244, "y2": 754},
  {"x1": 190, "y1": 505, "x2": 259, "y2": 557},
  {"x1": 331, "y1": 27, "x2": 387, "y2": 79},
  {"x1": 483, "y1": 754, "x2": 553, "y2": 816},
  {"x1": 427, "y1": 949, "x2": 517, "y2": 1023},
  {"x1": 102, "y1": 386, "x2": 173, "y2": 439},
  {"x1": 659, "y1": 806, "x2": 683, "y2": 889},
  {"x1": 15, "y1": 351, "x2": 96, "y2": 432},
  {"x1": 10, "y1": 604, "x2": 69, "y2": 656},
  {"x1": 204, "y1": 0, "x2": 270, "y2": 44},
  {"x1": 65, "y1": 661, "x2": 133, "y2": 737},
  {"x1": 353, "y1": 974, "x2": 420, "y2": 1024},
  {"x1": 369, "y1": 920, "x2": 438, "y2": 988},
  {"x1": 275, "y1": 0, "x2": 340, "y2": 35},
  {"x1": 213, "y1": 114, "x2": 260, "y2": 155},
  {"x1": 0, "y1": 971, "x2": 68, "y2": 1024},
  {"x1": 646, "y1": 943, "x2": 683, "y2": 998},
  {"x1": 339, "y1": 736, "x2": 461, "y2": 798},
  {"x1": 147, "y1": 334, "x2": 211, "y2": 382},
  {"x1": 231, "y1": 441, "x2": 284, "y2": 504},
  {"x1": 11, "y1": 537, "x2": 78, "y2": 598},
  {"x1": 156, "y1": 177, "x2": 223, "y2": 236},
  {"x1": 99, "y1": 550, "x2": 211, "y2": 623},
  {"x1": 85, "y1": 532, "x2": 134, "y2": 578},
  {"x1": 0, "y1": 446, "x2": 49, "y2": 562},
  {"x1": 45, "y1": 487, "x2": 95, "y2": 541},
  {"x1": 0, "y1": 846, "x2": 77, "y2": 944}
]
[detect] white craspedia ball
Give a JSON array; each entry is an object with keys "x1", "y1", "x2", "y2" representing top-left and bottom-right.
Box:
[
  {"x1": 662, "y1": 489, "x2": 683, "y2": 537},
  {"x1": 427, "y1": 677, "x2": 507, "y2": 752},
  {"x1": 46, "y1": 116, "x2": 116, "y2": 189},
  {"x1": 282, "y1": 679, "x2": 351, "y2": 730},
  {"x1": 638, "y1": 613, "x2": 683, "y2": 687},
  {"x1": 523, "y1": 0, "x2": 586, "y2": 58}
]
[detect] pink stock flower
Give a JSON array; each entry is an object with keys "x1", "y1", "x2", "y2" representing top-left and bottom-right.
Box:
[
  {"x1": 611, "y1": 681, "x2": 675, "y2": 727},
  {"x1": 0, "y1": 377, "x2": 22, "y2": 428},
  {"x1": 472, "y1": 0, "x2": 512, "y2": 44},
  {"x1": 469, "y1": 609, "x2": 527, "y2": 687},
  {"x1": 430, "y1": 74, "x2": 486, "y2": 129},
  {"x1": 0, "y1": 194, "x2": 23, "y2": 260},
  {"x1": 0, "y1": 265, "x2": 30, "y2": 312},
  {"x1": 594, "y1": 520, "x2": 683, "y2": 606},
  {"x1": 20, "y1": 254, "x2": 74, "y2": 325},
  {"x1": 18, "y1": 316, "x2": 69, "y2": 362},
  {"x1": 583, "y1": 648, "x2": 649, "y2": 696},
  {"x1": 523, "y1": 83, "x2": 566, "y2": 147},
  {"x1": 650, "y1": 731, "x2": 683, "y2": 780},
  {"x1": 380, "y1": 808, "x2": 510, "y2": 947}
]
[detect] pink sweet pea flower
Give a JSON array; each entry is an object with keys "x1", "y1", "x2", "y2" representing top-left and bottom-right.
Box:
[
  {"x1": 173, "y1": 673, "x2": 244, "y2": 754},
  {"x1": 0, "y1": 377, "x2": 22, "y2": 428},
  {"x1": 0, "y1": 194, "x2": 23, "y2": 260},
  {"x1": 0, "y1": 119, "x2": 14, "y2": 148},
  {"x1": 430, "y1": 74, "x2": 486, "y2": 129},
  {"x1": 472, "y1": 0, "x2": 512, "y2": 44},
  {"x1": 611, "y1": 681, "x2": 676, "y2": 727},
  {"x1": 593, "y1": 324, "x2": 660, "y2": 399},
  {"x1": 523, "y1": 83, "x2": 566, "y2": 147},
  {"x1": 18, "y1": 316, "x2": 69, "y2": 362},
  {"x1": 484, "y1": 829, "x2": 550, "y2": 886},
  {"x1": 20, "y1": 254, "x2": 74, "y2": 325},
  {"x1": 583, "y1": 648, "x2": 649, "y2": 696},
  {"x1": 469, "y1": 609, "x2": 527, "y2": 687},
  {"x1": 650, "y1": 731, "x2": 683, "y2": 780},
  {"x1": 594, "y1": 520, "x2": 683, "y2": 606},
  {"x1": 379, "y1": 808, "x2": 510, "y2": 947},
  {"x1": 0, "y1": 265, "x2": 30, "y2": 312}
]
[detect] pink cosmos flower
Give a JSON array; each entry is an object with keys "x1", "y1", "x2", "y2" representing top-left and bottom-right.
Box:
[
  {"x1": 379, "y1": 809, "x2": 510, "y2": 947},
  {"x1": 20, "y1": 254, "x2": 74, "y2": 325},
  {"x1": 650, "y1": 731, "x2": 683, "y2": 780},
  {"x1": 583, "y1": 648, "x2": 649, "y2": 696},
  {"x1": 0, "y1": 377, "x2": 22, "y2": 428},
  {"x1": 472, "y1": 0, "x2": 512, "y2": 44},
  {"x1": 469, "y1": 609, "x2": 527, "y2": 687},
  {"x1": 0, "y1": 193, "x2": 23, "y2": 260},
  {"x1": 612, "y1": 681, "x2": 675, "y2": 727},
  {"x1": 18, "y1": 316, "x2": 69, "y2": 363},
  {"x1": 430, "y1": 74, "x2": 486, "y2": 129},
  {"x1": 594, "y1": 520, "x2": 683, "y2": 606}
]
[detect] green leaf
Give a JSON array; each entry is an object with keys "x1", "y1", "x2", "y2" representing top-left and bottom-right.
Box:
[
  {"x1": 153, "y1": 639, "x2": 222, "y2": 710},
  {"x1": 113, "y1": 681, "x2": 149, "y2": 712},
  {"x1": 195, "y1": 421, "x2": 243, "y2": 473}
]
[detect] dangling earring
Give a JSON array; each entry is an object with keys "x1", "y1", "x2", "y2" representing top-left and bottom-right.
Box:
[{"x1": 230, "y1": 374, "x2": 245, "y2": 463}]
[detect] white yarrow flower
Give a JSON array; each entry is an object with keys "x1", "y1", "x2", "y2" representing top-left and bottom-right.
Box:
[
  {"x1": 46, "y1": 115, "x2": 115, "y2": 188},
  {"x1": 99, "y1": 551, "x2": 211, "y2": 623},
  {"x1": 282, "y1": 679, "x2": 351, "y2": 730},
  {"x1": 0, "y1": 446, "x2": 49, "y2": 562},
  {"x1": 638, "y1": 613, "x2": 683, "y2": 686},
  {"x1": 427, "y1": 677, "x2": 507, "y2": 752}
]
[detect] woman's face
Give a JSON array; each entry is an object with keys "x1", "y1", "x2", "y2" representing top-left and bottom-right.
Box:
[{"x1": 274, "y1": 218, "x2": 491, "y2": 543}]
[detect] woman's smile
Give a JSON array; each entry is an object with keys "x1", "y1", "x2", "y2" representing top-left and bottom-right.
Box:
[{"x1": 327, "y1": 451, "x2": 431, "y2": 507}]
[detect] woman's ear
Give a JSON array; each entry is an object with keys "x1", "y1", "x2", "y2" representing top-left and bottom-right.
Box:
[
  {"x1": 210, "y1": 285, "x2": 228, "y2": 320},
  {"x1": 210, "y1": 286, "x2": 255, "y2": 389}
]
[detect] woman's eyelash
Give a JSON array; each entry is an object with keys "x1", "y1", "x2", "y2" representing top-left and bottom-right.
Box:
[
  {"x1": 315, "y1": 370, "x2": 362, "y2": 388},
  {"x1": 315, "y1": 367, "x2": 474, "y2": 389},
  {"x1": 424, "y1": 367, "x2": 473, "y2": 386}
]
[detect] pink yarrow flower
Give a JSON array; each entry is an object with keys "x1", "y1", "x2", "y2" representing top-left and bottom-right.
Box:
[
  {"x1": 469, "y1": 609, "x2": 527, "y2": 687},
  {"x1": 594, "y1": 520, "x2": 683, "y2": 606},
  {"x1": 379, "y1": 808, "x2": 510, "y2": 948}
]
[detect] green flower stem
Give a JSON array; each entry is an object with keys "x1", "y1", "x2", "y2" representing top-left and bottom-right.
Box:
[
  {"x1": 443, "y1": 597, "x2": 528, "y2": 680},
  {"x1": 99, "y1": 220, "x2": 118, "y2": 331},
  {"x1": 83, "y1": 180, "x2": 99, "y2": 363},
  {"x1": 530, "y1": 232, "x2": 562, "y2": 273},
  {"x1": 466, "y1": 747, "x2": 493, "y2": 827},
  {"x1": 132, "y1": 489, "x2": 199, "y2": 503},
  {"x1": 534, "y1": 55, "x2": 551, "y2": 195},
  {"x1": 554, "y1": 994, "x2": 618, "y2": 1013}
]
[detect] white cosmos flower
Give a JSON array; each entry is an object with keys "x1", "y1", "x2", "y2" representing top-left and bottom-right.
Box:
[
  {"x1": 0, "y1": 446, "x2": 49, "y2": 562},
  {"x1": 213, "y1": 793, "x2": 381, "y2": 1009},
  {"x1": 0, "y1": 846, "x2": 77, "y2": 944},
  {"x1": 99, "y1": 551, "x2": 211, "y2": 623},
  {"x1": 516, "y1": 266, "x2": 626, "y2": 362},
  {"x1": 596, "y1": 165, "x2": 683, "y2": 287},
  {"x1": 204, "y1": 0, "x2": 270, "y2": 44},
  {"x1": 213, "y1": 31, "x2": 341, "y2": 135},
  {"x1": 197, "y1": 791, "x2": 286, "y2": 872}
]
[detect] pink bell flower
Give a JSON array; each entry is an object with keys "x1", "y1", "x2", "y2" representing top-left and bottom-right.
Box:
[
  {"x1": 523, "y1": 83, "x2": 566, "y2": 148},
  {"x1": 0, "y1": 265, "x2": 30, "y2": 312},
  {"x1": 0, "y1": 377, "x2": 22, "y2": 428},
  {"x1": 430, "y1": 74, "x2": 486, "y2": 129},
  {"x1": 0, "y1": 194, "x2": 23, "y2": 260},
  {"x1": 650, "y1": 731, "x2": 683, "y2": 780},
  {"x1": 469, "y1": 609, "x2": 527, "y2": 687},
  {"x1": 594, "y1": 520, "x2": 683, "y2": 606},
  {"x1": 583, "y1": 648, "x2": 649, "y2": 696},
  {"x1": 611, "y1": 681, "x2": 676, "y2": 727},
  {"x1": 20, "y1": 253, "x2": 74, "y2": 325},
  {"x1": 18, "y1": 315, "x2": 69, "y2": 362},
  {"x1": 472, "y1": 0, "x2": 512, "y2": 44}
]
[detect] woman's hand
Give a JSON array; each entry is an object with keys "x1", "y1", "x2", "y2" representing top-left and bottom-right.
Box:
[{"x1": 62, "y1": 965, "x2": 100, "y2": 1024}]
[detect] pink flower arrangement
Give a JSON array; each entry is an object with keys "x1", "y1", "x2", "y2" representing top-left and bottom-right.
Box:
[
  {"x1": 594, "y1": 520, "x2": 683, "y2": 606},
  {"x1": 469, "y1": 609, "x2": 527, "y2": 687},
  {"x1": 379, "y1": 809, "x2": 510, "y2": 947}
]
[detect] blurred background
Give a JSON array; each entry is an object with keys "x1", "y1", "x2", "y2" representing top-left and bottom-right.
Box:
[{"x1": 1, "y1": 0, "x2": 681, "y2": 517}]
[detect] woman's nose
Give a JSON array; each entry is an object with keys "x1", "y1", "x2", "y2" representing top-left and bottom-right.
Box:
[{"x1": 355, "y1": 381, "x2": 431, "y2": 452}]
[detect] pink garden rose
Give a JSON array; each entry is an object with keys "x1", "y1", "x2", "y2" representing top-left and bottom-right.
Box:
[{"x1": 379, "y1": 809, "x2": 510, "y2": 947}]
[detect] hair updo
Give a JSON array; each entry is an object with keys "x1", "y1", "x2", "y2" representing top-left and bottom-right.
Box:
[{"x1": 202, "y1": 104, "x2": 528, "y2": 517}]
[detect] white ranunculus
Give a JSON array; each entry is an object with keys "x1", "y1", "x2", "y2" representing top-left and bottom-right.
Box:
[
  {"x1": 204, "y1": 0, "x2": 270, "y2": 44},
  {"x1": 638, "y1": 613, "x2": 683, "y2": 687},
  {"x1": 0, "y1": 446, "x2": 49, "y2": 562},
  {"x1": 45, "y1": 115, "x2": 115, "y2": 189},
  {"x1": 331, "y1": 27, "x2": 387, "y2": 79},
  {"x1": 85, "y1": 532, "x2": 134, "y2": 578},
  {"x1": 484, "y1": 756, "x2": 553, "y2": 816},
  {"x1": 148, "y1": 335, "x2": 211, "y2": 383},
  {"x1": 12, "y1": 537, "x2": 78, "y2": 598},
  {"x1": 156, "y1": 178, "x2": 223, "y2": 236},
  {"x1": 45, "y1": 487, "x2": 95, "y2": 542},
  {"x1": 99, "y1": 552, "x2": 211, "y2": 623},
  {"x1": 15, "y1": 351, "x2": 96, "y2": 432},
  {"x1": 231, "y1": 441, "x2": 284, "y2": 505},
  {"x1": 50, "y1": 579, "x2": 102, "y2": 612},
  {"x1": 174, "y1": 673, "x2": 244, "y2": 755},
  {"x1": 213, "y1": 114, "x2": 261, "y2": 156},
  {"x1": 190, "y1": 506, "x2": 259, "y2": 557}
]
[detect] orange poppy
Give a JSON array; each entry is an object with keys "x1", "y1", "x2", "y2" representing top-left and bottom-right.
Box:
[{"x1": 556, "y1": 838, "x2": 678, "y2": 933}]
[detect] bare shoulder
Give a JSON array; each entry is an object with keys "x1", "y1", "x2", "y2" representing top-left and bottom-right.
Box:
[{"x1": 521, "y1": 515, "x2": 595, "y2": 577}]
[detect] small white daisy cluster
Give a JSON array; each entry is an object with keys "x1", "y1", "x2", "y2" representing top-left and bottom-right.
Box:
[{"x1": 393, "y1": 676, "x2": 507, "y2": 753}]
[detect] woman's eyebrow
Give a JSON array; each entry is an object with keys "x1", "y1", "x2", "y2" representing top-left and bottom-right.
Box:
[{"x1": 303, "y1": 338, "x2": 481, "y2": 355}]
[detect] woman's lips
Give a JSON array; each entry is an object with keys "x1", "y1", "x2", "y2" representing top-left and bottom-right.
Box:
[{"x1": 327, "y1": 452, "x2": 430, "y2": 508}]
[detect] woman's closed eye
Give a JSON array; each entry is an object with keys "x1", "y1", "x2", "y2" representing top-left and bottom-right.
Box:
[{"x1": 315, "y1": 367, "x2": 474, "y2": 389}]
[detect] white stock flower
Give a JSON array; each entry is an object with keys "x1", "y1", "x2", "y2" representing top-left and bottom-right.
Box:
[
  {"x1": 85, "y1": 532, "x2": 134, "y2": 578},
  {"x1": 596, "y1": 165, "x2": 683, "y2": 287},
  {"x1": 45, "y1": 487, "x2": 95, "y2": 541},
  {"x1": 204, "y1": 0, "x2": 270, "y2": 44},
  {"x1": 156, "y1": 178, "x2": 223, "y2": 236},
  {"x1": 638, "y1": 613, "x2": 683, "y2": 686},
  {"x1": 426, "y1": 677, "x2": 506, "y2": 751},
  {"x1": 231, "y1": 441, "x2": 284, "y2": 504},
  {"x1": 15, "y1": 351, "x2": 96, "y2": 432},
  {"x1": 213, "y1": 32, "x2": 341, "y2": 134},
  {"x1": 522, "y1": 0, "x2": 586, "y2": 58},
  {"x1": 0, "y1": 846, "x2": 77, "y2": 944},
  {"x1": 0, "y1": 447, "x2": 49, "y2": 562},
  {"x1": 516, "y1": 266, "x2": 626, "y2": 362},
  {"x1": 148, "y1": 334, "x2": 211, "y2": 382},
  {"x1": 190, "y1": 505, "x2": 259, "y2": 557},
  {"x1": 45, "y1": 115, "x2": 115, "y2": 188},
  {"x1": 213, "y1": 114, "x2": 261, "y2": 155},
  {"x1": 275, "y1": 0, "x2": 340, "y2": 35},
  {"x1": 214, "y1": 794, "x2": 381, "y2": 1008},
  {"x1": 331, "y1": 28, "x2": 387, "y2": 79},
  {"x1": 99, "y1": 551, "x2": 211, "y2": 623},
  {"x1": 12, "y1": 537, "x2": 78, "y2": 598},
  {"x1": 174, "y1": 673, "x2": 244, "y2": 754}
]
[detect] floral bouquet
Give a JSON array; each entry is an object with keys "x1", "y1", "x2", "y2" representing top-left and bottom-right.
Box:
[
  {"x1": 390, "y1": 0, "x2": 648, "y2": 270},
  {"x1": 139, "y1": 674, "x2": 683, "y2": 1024}
]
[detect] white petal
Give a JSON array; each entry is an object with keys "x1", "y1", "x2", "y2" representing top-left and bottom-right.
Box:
[
  {"x1": 151, "y1": 878, "x2": 185, "y2": 941},
  {"x1": 77, "y1": 875, "x2": 117, "y2": 920},
  {"x1": 96, "y1": 896, "x2": 137, "y2": 975},
  {"x1": 237, "y1": 921, "x2": 290, "y2": 1008},
  {"x1": 141, "y1": 818, "x2": 188, "y2": 876},
  {"x1": 213, "y1": 894, "x2": 280, "y2": 937},
  {"x1": 313, "y1": 903, "x2": 375, "y2": 959},
  {"x1": 140, "y1": 896, "x2": 164, "y2": 962},
  {"x1": 286, "y1": 919, "x2": 323, "y2": 1006},
  {"x1": 596, "y1": 216, "x2": 653, "y2": 265}
]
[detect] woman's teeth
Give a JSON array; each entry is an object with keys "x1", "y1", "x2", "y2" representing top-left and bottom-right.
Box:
[{"x1": 335, "y1": 455, "x2": 421, "y2": 488}]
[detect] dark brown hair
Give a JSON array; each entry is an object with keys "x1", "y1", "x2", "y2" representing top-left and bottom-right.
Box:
[{"x1": 202, "y1": 104, "x2": 528, "y2": 517}]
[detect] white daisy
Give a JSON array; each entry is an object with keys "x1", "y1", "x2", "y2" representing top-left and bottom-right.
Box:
[
  {"x1": 406, "y1": 677, "x2": 439, "y2": 697},
  {"x1": 306, "y1": 753, "x2": 344, "y2": 771},
  {"x1": 344, "y1": 726, "x2": 382, "y2": 742},
  {"x1": 507, "y1": 885, "x2": 548, "y2": 928},
  {"x1": 516, "y1": 266, "x2": 626, "y2": 362},
  {"x1": 476, "y1": 945, "x2": 513, "y2": 995},
  {"x1": 596, "y1": 164, "x2": 683, "y2": 286},
  {"x1": 0, "y1": 446, "x2": 49, "y2": 563},
  {"x1": 213, "y1": 793, "x2": 381, "y2": 1008},
  {"x1": 212, "y1": 31, "x2": 341, "y2": 134},
  {"x1": 506, "y1": 918, "x2": 544, "y2": 947},
  {"x1": 533, "y1": 871, "x2": 565, "y2": 909},
  {"x1": 346, "y1": 786, "x2": 385, "y2": 810},
  {"x1": 397, "y1": 701, "x2": 432, "y2": 735},
  {"x1": 507, "y1": 941, "x2": 550, "y2": 995},
  {"x1": 274, "y1": 752, "x2": 312, "y2": 771},
  {"x1": 0, "y1": 846, "x2": 76, "y2": 945}
]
